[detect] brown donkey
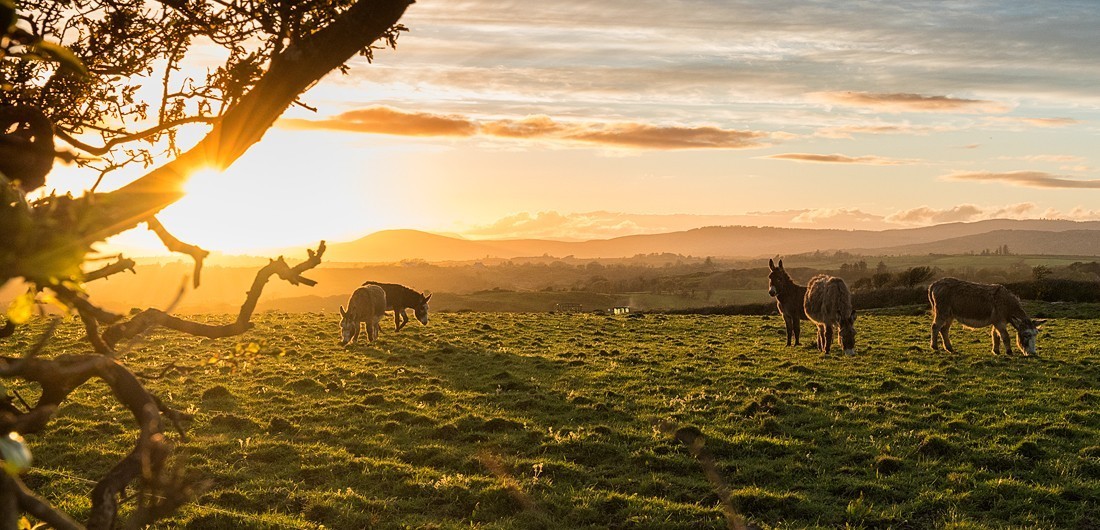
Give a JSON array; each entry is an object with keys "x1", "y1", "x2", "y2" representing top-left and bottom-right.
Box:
[
  {"x1": 804, "y1": 274, "x2": 856, "y2": 356},
  {"x1": 767, "y1": 259, "x2": 808, "y2": 346},
  {"x1": 928, "y1": 277, "x2": 1044, "y2": 356},
  {"x1": 339, "y1": 284, "x2": 387, "y2": 346}
]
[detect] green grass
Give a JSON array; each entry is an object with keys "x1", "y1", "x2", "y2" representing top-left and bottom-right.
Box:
[{"x1": 10, "y1": 312, "x2": 1100, "y2": 528}]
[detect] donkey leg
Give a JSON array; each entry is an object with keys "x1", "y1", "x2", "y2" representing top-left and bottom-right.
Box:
[
  {"x1": 783, "y1": 314, "x2": 794, "y2": 346},
  {"x1": 396, "y1": 310, "x2": 409, "y2": 332},
  {"x1": 792, "y1": 317, "x2": 801, "y2": 346},
  {"x1": 824, "y1": 323, "x2": 834, "y2": 355},
  {"x1": 939, "y1": 319, "x2": 956, "y2": 354},
  {"x1": 930, "y1": 321, "x2": 941, "y2": 351},
  {"x1": 994, "y1": 324, "x2": 1013, "y2": 355}
]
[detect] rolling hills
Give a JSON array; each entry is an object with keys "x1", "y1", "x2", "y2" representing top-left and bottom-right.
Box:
[{"x1": 322, "y1": 219, "x2": 1100, "y2": 263}]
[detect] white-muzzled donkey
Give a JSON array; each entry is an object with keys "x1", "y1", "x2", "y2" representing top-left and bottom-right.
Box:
[{"x1": 339, "y1": 284, "x2": 387, "y2": 346}]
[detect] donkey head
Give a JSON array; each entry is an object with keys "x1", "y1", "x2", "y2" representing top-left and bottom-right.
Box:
[
  {"x1": 767, "y1": 259, "x2": 790, "y2": 298},
  {"x1": 1013, "y1": 317, "x2": 1045, "y2": 356},
  {"x1": 339, "y1": 305, "x2": 359, "y2": 346},
  {"x1": 839, "y1": 309, "x2": 857, "y2": 355},
  {"x1": 414, "y1": 293, "x2": 432, "y2": 325}
]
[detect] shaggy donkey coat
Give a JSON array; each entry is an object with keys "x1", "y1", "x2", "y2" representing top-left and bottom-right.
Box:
[
  {"x1": 928, "y1": 277, "x2": 1043, "y2": 356},
  {"x1": 803, "y1": 274, "x2": 856, "y2": 356},
  {"x1": 361, "y1": 281, "x2": 432, "y2": 332},
  {"x1": 340, "y1": 284, "x2": 387, "y2": 345}
]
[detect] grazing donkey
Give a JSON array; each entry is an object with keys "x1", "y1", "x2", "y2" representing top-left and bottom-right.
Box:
[
  {"x1": 928, "y1": 277, "x2": 1044, "y2": 356},
  {"x1": 339, "y1": 284, "x2": 387, "y2": 346},
  {"x1": 767, "y1": 259, "x2": 808, "y2": 346},
  {"x1": 803, "y1": 274, "x2": 856, "y2": 356},
  {"x1": 361, "y1": 281, "x2": 432, "y2": 332}
]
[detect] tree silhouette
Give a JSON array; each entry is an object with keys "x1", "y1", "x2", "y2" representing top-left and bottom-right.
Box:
[
  {"x1": 1, "y1": 0, "x2": 413, "y2": 526},
  {"x1": 895, "y1": 266, "x2": 936, "y2": 289}
]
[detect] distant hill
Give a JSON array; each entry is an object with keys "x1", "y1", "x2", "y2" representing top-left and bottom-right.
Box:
[
  {"x1": 323, "y1": 220, "x2": 1100, "y2": 263},
  {"x1": 858, "y1": 229, "x2": 1100, "y2": 256}
]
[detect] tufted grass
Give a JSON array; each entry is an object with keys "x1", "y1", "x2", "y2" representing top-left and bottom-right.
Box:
[{"x1": 10, "y1": 311, "x2": 1100, "y2": 528}]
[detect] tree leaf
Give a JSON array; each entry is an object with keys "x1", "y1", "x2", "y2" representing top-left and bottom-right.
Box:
[
  {"x1": 32, "y1": 40, "x2": 89, "y2": 78},
  {"x1": 6, "y1": 290, "x2": 35, "y2": 324}
]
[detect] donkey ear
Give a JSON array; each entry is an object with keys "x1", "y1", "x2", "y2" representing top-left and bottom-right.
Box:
[
  {"x1": 768, "y1": 258, "x2": 777, "y2": 271},
  {"x1": 850, "y1": 309, "x2": 857, "y2": 321},
  {"x1": 424, "y1": 293, "x2": 432, "y2": 302},
  {"x1": 1033, "y1": 318, "x2": 1047, "y2": 328},
  {"x1": 339, "y1": 305, "x2": 346, "y2": 316},
  {"x1": 778, "y1": 259, "x2": 784, "y2": 269}
]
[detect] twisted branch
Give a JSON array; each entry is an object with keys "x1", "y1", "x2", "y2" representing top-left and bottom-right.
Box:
[
  {"x1": 145, "y1": 217, "x2": 209, "y2": 288},
  {"x1": 84, "y1": 257, "x2": 137, "y2": 283}
]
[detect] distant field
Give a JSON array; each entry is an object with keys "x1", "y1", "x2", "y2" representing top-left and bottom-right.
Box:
[
  {"x1": 434, "y1": 289, "x2": 773, "y2": 313},
  {"x1": 11, "y1": 312, "x2": 1100, "y2": 528},
  {"x1": 785, "y1": 254, "x2": 1100, "y2": 271}
]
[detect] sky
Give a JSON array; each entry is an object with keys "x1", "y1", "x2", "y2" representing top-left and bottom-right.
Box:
[{"x1": 51, "y1": 0, "x2": 1100, "y2": 254}]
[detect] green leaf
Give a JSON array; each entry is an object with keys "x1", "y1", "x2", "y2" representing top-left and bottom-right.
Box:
[
  {"x1": 6, "y1": 290, "x2": 34, "y2": 324},
  {"x1": 32, "y1": 40, "x2": 89, "y2": 78}
]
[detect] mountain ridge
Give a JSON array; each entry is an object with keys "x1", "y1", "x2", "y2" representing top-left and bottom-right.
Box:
[{"x1": 319, "y1": 219, "x2": 1100, "y2": 263}]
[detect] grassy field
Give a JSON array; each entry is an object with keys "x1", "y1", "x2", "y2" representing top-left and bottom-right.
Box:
[{"x1": 10, "y1": 311, "x2": 1100, "y2": 529}]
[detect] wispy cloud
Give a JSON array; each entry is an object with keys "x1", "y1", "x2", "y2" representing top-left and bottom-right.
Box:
[
  {"x1": 885, "y1": 203, "x2": 1036, "y2": 224},
  {"x1": 945, "y1": 171, "x2": 1100, "y2": 189},
  {"x1": 816, "y1": 123, "x2": 951, "y2": 139},
  {"x1": 789, "y1": 208, "x2": 885, "y2": 225},
  {"x1": 765, "y1": 153, "x2": 916, "y2": 165},
  {"x1": 280, "y1": 107, "x2": 478, "y2": 137},
  {"x1": 281, "y1": 106, "x2": 771, "y2": 150},
  {"x1": 1000, "y1": 155, "x2": 1086, "y2": 163},
  {"x1": 988, "y1": 117, "x2": 1081, "y2": 128},
  {"x1": 811, "y1": 91, "x2": 1011, "y2": 113}
]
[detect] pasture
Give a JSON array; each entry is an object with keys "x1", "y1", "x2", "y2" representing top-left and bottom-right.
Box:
[{"x1": 11, "y1": 311, "x2": 1100, "y2": 528}]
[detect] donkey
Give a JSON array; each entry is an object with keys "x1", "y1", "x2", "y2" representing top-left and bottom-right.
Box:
[
  {"x1": 339, "y1": 284, "x2": 387, "y2": 346},
  {"x1": 767, "y1": 259, "x2": 808, "y2": 346},
  {"x1": 803, "y1": 274, "x2": 856, "y2": 356},
  {"x1": 361, "y1": 281, "x2": 432, "y2": 332},
  {"x1": 928, "y1": 277, "x2": 1044, "y2": 356}
]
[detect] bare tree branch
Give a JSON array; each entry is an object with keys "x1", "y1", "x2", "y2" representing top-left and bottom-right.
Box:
[
  {"x1": 56, "y1": 116, "x2": 218, "y2": 157},
  {"x1": 146, "y1": 217, "x2": 209, "y2": 288},
  {"x1": 103, "y1": 241, "x2": 325, "y2": 346},
  {"x1": 84, "y1": 257, "x2": 137, "y2": 283},
  {"x1": 3, "y1": 473, "x2": 84, "y2": 530}
]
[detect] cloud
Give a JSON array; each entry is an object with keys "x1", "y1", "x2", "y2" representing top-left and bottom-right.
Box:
[
  {"x1": 280, "y1": 107, "x2": 478, "y2": 137},
  {"x1": 765, "y1": 153, "x2": 915, "y2": 165},
  {"x1": 885, "y1": 203, "x2": 1038, "y2": 224},
  {"x1": 887, "y1": 205, "x2": 989, "y2": 224},
  {"x1": 816, "y1": 123, "x2": 950, "y2": 139},
  {"x1": 811, "y1": 91, "x2": 1011, "y2": 113},
  {"x1": 945, "y1": 171, "x2": 1100, "y2": 189},
  {"x1": 1001, "y1": 155, "x2": 1086, "y2": 163},
  {"x1": 789, "y1": 208, "x2": 885, "y2": 225},
  {"x1": 281, "y1": 107, "x2": 771, "y2": 150},
  {"x1": 481, "y1": 116, "x2": 767, "y2": 149},
  {"x1": 464, "y1": 211, "x2": 674, "y2": 240},
  {"x1": 465, "y1": 209, "x2": 901, "y2": 239},
  {"x1": 988, "y1": 117, "x2": 1081, "y2": 128}
]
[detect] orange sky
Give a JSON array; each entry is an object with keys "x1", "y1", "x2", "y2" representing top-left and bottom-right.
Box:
[{"x1": 44, "y1": 1, "x2": 1100, "y2": 255}]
